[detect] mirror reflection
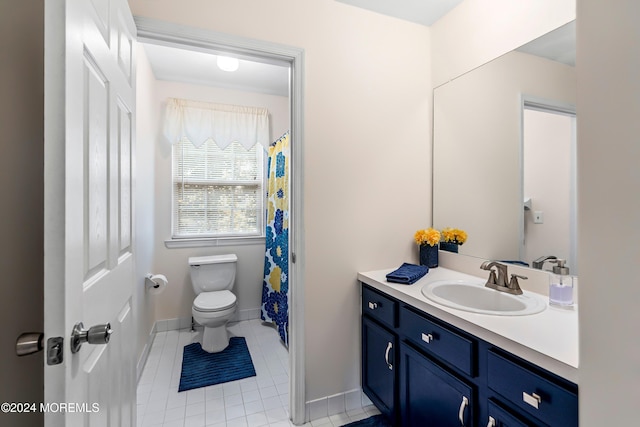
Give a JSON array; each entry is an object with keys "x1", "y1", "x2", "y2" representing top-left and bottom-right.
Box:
[{"x1": 433, "y1": 21, "x2": 577, "y2": 273}]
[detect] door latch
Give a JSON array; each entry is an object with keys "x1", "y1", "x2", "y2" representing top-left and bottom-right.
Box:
[{"x1": 47, "y1": 337, "x2": 64, "y2": 365}]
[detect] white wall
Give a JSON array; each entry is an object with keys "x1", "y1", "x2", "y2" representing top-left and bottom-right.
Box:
[
  {"x1": 430, "y1": 0, "x2": 576, "y2": 86},
  {"x1": 0, "y1": 1, "x2": 44, "y2": 425},
  {"x1": 129, "y1": 0, "x2": 432, "y2": 401},
  {"x1": 577, "y1": 0, "x2": 640, "y2": 424},
  {"x1": 134, "y1": 44, "x2": 158, "y2": 366},
  {"x1": 150, "y1": 76, "x2": 289, "y2": 323}
]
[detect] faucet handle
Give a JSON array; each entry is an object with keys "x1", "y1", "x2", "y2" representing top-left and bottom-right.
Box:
[{"x1": 509, "y1": 274, "x2": 527, "y2": 294}]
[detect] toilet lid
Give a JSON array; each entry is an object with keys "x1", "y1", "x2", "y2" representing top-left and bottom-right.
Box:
[{"x1": 194, "y1": 290, "x2": 237, "y2": 312}]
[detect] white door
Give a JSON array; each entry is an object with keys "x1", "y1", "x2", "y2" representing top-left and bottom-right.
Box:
[{"x1": 44, "y1": 0, "x2": 136, "y2": 425}]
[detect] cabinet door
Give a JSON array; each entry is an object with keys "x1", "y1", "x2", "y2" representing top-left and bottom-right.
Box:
[
  {"x1": 487, "y1": 350, "x2": 577, "y2": 426},
  {"x1": 400, "y1": 343, "x2": 474, "y2": 427},
  {"x1": 362, "y1": 316, "x2": 396, "y2": 419}
]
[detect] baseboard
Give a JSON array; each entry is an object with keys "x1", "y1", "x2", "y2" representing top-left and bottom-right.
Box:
[
  {"x1": 305, "y1": 388, "x2": 373, "y2": 422},
  {"x1": 234, "y1": 308, "x2": 261, "y2": 322},
  {"x1": 136, "y1": 322, "x2": 157, "y2": 382},
  {"x1": 154, "y1": 308, "x2": 262, "y2": 333},
  {"x1": 155, "y1": 316, "x2": 192, "y2": 332}
]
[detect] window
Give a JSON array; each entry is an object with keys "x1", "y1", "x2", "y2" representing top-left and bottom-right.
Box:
[{"x1": 172, "y1": 137, "x2": 264, "y2": 238}]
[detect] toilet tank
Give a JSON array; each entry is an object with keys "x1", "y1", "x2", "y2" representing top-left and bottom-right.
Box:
[{"x1": 188, "y1": 254, "x2": 238, "y2": 294}]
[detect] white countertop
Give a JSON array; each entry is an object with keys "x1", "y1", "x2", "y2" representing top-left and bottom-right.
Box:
[{"x1": 358, "y1": 267, "x2": 579, "y2": 384}]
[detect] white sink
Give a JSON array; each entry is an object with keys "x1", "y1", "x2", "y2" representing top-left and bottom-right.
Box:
[{"x1": 421, "y1": 280, "x2": 546, "y2": 316}]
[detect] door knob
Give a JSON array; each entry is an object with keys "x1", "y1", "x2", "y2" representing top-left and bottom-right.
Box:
[
  {"x1": 70, "y1": 322, "x2": 113, "y2": 353},
  {"x1": 16, "y1": 332, "x2": 44, "y2": 356}
]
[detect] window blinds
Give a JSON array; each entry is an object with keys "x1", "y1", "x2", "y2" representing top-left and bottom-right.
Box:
[{"x1": 173, "y1": 138, "x2": 263, "y2": 237}]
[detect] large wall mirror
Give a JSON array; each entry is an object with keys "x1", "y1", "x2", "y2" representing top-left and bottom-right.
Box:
[{"x1": 433, "y1": 21, "x2": 577, "y2": 274}]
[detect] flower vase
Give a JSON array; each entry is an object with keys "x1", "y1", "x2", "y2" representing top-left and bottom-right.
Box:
[
  {"x1": 419, "y1": 244, "x2": 439, "y2": 268},
  {"x1": 440, "y1": 242, "x2": 459, "y2": 253}
]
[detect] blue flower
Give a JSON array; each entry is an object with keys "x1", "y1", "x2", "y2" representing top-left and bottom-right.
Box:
[
  {"x1": 264, "y1": 256, "x2": 273, "y2": 279},
  {"x1": 261, "y1": 289, "x2": 288, "y2": 326},
  {"x1": 265, "y1": 224, "x2": 275, "y2": 243},
  {"x1": 261, "y1": 285, "x2": 270, "y2": 307},
  {"x1": 275, "y1": 152, "x2": 286, "y2": 178},
  {"x1": 277, "y1": 188, "x2": 284, "y2": 199},
  {"x1": 274, "y1": 209, "x2": 284, "y2": 235},
  {"x1": 269, "y1": 228, "x2": 288, "y2": 275},
  {"x1": 266, "y1": 154, "x2": 272, "y2": 178}
]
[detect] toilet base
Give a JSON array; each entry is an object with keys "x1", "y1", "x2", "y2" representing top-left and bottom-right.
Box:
[{"x1": 200, "y1": 325, "x2": 230, "y2": 353}]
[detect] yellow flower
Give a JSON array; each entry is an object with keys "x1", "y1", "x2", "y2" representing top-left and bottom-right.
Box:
[
  {"x1": 414, "y1": 228, "x2": 441, "y2": 247},
  {"x1": 441, "y1": 227, "x2": 467, "y2": 245}
]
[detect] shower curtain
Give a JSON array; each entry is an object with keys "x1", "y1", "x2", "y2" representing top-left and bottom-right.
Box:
[{"x1": 261, "y1": 132, "x2": 290, "y2": 345}]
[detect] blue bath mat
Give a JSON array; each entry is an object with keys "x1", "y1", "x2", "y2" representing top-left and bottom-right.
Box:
[
  {"x1": 341, "y1": 414, "x2": 393, "y2": 427},
  {"x1": 178, "y1": 337, "x2": 256, "y2": 392}
]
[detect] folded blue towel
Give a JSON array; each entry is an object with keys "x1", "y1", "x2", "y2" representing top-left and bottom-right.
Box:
[{"x1": 386, "y1": 263, "x2": 429, "y2": 285}]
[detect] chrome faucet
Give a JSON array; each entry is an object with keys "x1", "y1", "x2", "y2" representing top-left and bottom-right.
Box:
[
  {"x1": 480, "y1": 261, "x2": 527, "y2": 295},
  {"x1": 532, "y1": 255, "x2": 557, "y2": 270}
]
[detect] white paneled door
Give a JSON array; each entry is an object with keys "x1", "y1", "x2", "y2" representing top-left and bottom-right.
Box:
[{"x1": 44, "y1": 0, "x2": 136, "y2": 426}]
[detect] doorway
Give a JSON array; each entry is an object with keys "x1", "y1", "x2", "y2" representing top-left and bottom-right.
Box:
[
  {"x1": 135, "y1": 17, "x2": 305, "y2": 425},
  {"x1": 521, "y1": 100, "x2": 577, "y2": 273}
]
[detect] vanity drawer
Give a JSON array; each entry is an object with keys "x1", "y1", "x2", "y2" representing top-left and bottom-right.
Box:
[
  {"x1": 487, "y1": 350, "x2": 578, "y2": 426},
  {"x1": 399, "y1": 307, "x2": 475, "y2": 376},
  {"x1": 362, "y1": 285, "x2": 397, "y2": 329}
]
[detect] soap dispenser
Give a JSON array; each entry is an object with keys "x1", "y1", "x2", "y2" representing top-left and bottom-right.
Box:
[{"x1": 548, "y1": 259, "x2": 574, "y2": 307}]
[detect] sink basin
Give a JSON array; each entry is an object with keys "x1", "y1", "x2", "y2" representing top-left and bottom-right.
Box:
[{"x1": 421, "y1": 280, "x2": 546, "y2": 316}]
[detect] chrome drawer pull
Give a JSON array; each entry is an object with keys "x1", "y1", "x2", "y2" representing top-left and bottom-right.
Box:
[
  {"x1": 523, "y1": 391, "x2": 541, "y2": 409},
  {"x1": 368, "y1": 302, "x2": 378, "y2": 310},
  {"x1": 384, "y1": 341, "x2": 393, "y2": 370},
  {"x1": 421, "y1": 332, "x2": 434, "y2": 343},
  {"x1": 486, "y1": 416, "x2": 496, "y2": 427},
  {"x1": 458, "y1": 396, "x2": 469, "y2": 426}
]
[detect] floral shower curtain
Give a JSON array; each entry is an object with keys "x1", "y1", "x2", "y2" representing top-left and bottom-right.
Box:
[{"x1": 261, "y1": 132, "x2": 290, "y2": 345}]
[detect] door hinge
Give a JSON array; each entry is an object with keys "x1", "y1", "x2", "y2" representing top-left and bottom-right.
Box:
[
  {"x1": 291, "y1": 252, "x2": 297, "y2": 263},
  {"x1": 47, "y1": 337, "x2": 64, "y2": 365}
]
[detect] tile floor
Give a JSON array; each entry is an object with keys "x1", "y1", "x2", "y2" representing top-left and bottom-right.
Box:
[{"x1": 137, "y1": 319, "x2": 380, "y2": 427}]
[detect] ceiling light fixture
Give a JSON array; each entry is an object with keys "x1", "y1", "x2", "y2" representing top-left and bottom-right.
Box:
[{"x1": 217, "y1": 56, "x2": 239, "y2": 72}]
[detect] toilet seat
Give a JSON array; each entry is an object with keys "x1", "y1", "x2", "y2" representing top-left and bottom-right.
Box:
[{"x1": 193, "y1": 290, "x2": 236, "y2": 312}]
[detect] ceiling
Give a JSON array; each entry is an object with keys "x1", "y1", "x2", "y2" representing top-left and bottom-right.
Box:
[
  {"x1": 516, "y1": 21, "x2": 576, "y2": 67},
  {"x1": 336, "y1": 0, "x2": 464, "y2": 26},
  {"x1": 142, "y1": 43, "x2": 290, "y2": 97}
]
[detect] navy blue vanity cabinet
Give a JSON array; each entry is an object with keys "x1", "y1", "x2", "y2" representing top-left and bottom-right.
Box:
[
  {"x1": 400, "y1": 342, "x2": 474, "y2": 426},
  {"x1": 360, "y1": 283, "x2": 578, "y2": 427},
  {"x1": 361, "y1": 286, "x2": 398, "y2": 421}
]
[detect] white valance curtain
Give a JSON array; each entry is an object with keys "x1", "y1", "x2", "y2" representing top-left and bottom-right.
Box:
[{"x1": 163, "y1": 98, "x2": 270, "y2": 149}]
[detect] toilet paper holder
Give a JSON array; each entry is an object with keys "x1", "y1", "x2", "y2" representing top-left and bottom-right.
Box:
[{"x1": 145, "y1": 273, "x2": 163, "y2": 290}]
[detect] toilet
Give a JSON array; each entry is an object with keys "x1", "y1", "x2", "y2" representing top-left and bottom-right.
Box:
[{"x1": 189, "y1": 254, "x2": 238, "y2": 353}]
